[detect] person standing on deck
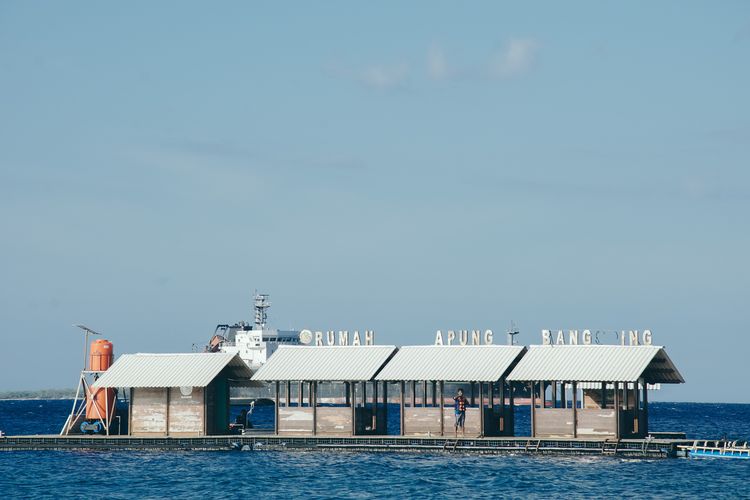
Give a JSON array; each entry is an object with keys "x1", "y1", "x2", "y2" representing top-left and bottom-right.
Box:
[{"x1": 454, "y1": 388, "x2": 468, "y2": 437}]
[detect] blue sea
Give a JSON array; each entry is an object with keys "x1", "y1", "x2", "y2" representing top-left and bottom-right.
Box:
[{"x1": 1, "y1": 400, "x2": 748, "y2": 498}]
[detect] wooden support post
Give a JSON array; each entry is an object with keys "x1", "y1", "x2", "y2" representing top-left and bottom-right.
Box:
[
  {"x1": 497, "y1": 380, "x2": 503, "y2": 432},
  {"x1": 298, "y1": 382, "x2": 303, "y2": 407},
  {"x1": 422, "y1": 380, "x2": 427, "y2": 408},
  {"x1": 572, "y1": 381, "x2": 578, "y2": 438},
  {"x1": 439, "y1": 381, "x2": 444, "y2": 436},
  {"x1": 285, "y1": 381, "x2": 290, "y2": 408},
  {"x1": 613, "y1": 381, "x2": 620, "y2": 438},
  {"x1": 601, "y1": 382, "x2": 606, "y2": 409},
  {"x1": 274, "y1": 381, "x2": 280, "y2": 435},
  {"x1": 530, "y1": 382, "x2": 536, "y2": 437},
  {"x1": 552, "y1": 382, "x2": 557, "y2": 409},
  {"x1": 470, "y1": 382, "x2": 475, "y2": 406},
  {"x1": 490, "y1": 381, "x2": 495, "y2": 411},
  {"x1": 351, "y1": 381, "x2": 357, "y2": 435},
  {"x1": 399, "y1": 381, "x2": 405, "y2": 436},
  {"x1": 165, "y1": 387, "x2": 170, "y2": 436},
  {"x1": 431, "y1": 381, "x2": 437, "y2": 407},
  {"x1": 508, "y1": 380, "x2": 514, "y2": 434},
  {"x1": 345, "y1": 381, "x2": 350, "y2": 406},
  {"x1": 633, "y1": 379, "x2": 642, "y2": 435},
  {"x1": 372, "y1": 381, "x2": 379, "y2": 431},
  {"x1": 411, "y1": 381, "x2": 416, "y2": 408},
  {"x1": 128, "y1": 388, "x2": 133, "y2": 436},
  {"x1": 479, "y1": 382, "x2": 485, "y2": 437},
  {"x1": 540, "y1": 381, "x2": 545, "y2": 409},
  {"x1": 312, "y1": 381, "x2": 317, "y2": 436},
  {"x1": 561, "y1": 382, "x2": 566, "y2": 408},
  {"x1": 362, "y1": 381, "x2": 367, "y2": 408},
  {"x1": 643, "y1": 380, "x2": 649, "y2": 436}
]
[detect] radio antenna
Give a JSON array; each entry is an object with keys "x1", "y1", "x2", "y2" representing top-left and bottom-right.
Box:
[{"x1": 507, "y1": 321, "x2": 520, "y2": 346}]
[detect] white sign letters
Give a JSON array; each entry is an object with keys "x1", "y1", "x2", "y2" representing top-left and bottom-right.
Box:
[
  {"x1": 541, "y1": 329, "x2": 653, "y2": 346},
  {"x1": 434, "y1": 329, "x2": 494, "y2": 346},
  {"x1": 300, "y1": 329, "x2": 375, "y2": 346}
]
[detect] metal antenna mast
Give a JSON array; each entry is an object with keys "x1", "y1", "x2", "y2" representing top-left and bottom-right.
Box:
[
  {"x1": 253, "y1": 292, "x2": 270, "y2": 329},
  {"x1": 506, "y1": 321, "x2": 520, "y2": 346}
]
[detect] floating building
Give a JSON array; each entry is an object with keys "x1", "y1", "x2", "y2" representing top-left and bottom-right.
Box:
[
  {"x1": 93, "y1": 353, "x2": 253, "y2": 437},
  {"x1": 374, "y1": 345, "x2": 525, "y2": 437},
  {"x1": 78, "y1": 341, "x2": 683, "y2": 441},
  {"x1": 506, "y1": 345, "x2": 684, "y2": 439}
]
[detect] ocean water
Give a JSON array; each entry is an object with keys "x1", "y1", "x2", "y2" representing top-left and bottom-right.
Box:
[{"x1": 1, "y1": 400, "x2": 748, "y2": 499}]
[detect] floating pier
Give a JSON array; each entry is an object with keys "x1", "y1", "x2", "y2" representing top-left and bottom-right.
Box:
[{"x1": 0, "y1": 434, "x2": 692, "y2": 458}]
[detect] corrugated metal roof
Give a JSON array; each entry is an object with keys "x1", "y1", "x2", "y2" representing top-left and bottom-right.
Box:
[
  {"x1": 93, "y1": 353, "x2": 254, "y2": 388},
  {"x1": 375, "y1": 345, "x2": 526, "y2": 382},
  {"x1": 251, "y1": 345, "x2": 397, "y2": 381},
  {"x1": 506, "y1": 345, "x2": 684, "y2": 383}
]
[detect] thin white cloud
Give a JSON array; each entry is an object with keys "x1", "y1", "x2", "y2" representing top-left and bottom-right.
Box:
[
  {"x1": 358, "y1": 63, "x2": 410, "y2": 89},
  {"x1": 488, "y1": 38, "x2": 540, "y2": 79},
  {"x1": 427, "y1": 45, "x2": 449, "y2": 80}
]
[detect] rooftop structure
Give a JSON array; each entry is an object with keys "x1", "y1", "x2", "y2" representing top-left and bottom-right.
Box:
[
  {"x1": 251, "y1": 345, "x2": 397, "y2": 382},
  {"x1": 507, "y1": 345, "x2": 685, "y2": 439},
  {"x1": 94, "y1": 353, "x2": 254, "y2": 437}
]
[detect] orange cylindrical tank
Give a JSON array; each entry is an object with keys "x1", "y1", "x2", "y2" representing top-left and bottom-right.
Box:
[
  {"x1": 86, "y1": 339, "x2": 116, "y2": 420},
  {"x1": 89, "y1": 339, "x2": 114, "y2": 371}
]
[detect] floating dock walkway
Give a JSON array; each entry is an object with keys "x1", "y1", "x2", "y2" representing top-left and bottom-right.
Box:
[{"x1": 0, "y1": 435, "x2": 692, "y2": 458}]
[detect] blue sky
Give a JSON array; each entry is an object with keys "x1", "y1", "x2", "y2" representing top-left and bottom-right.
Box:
[{"x1": 1, "y1": 2, "x2": 749, "y2": 402}]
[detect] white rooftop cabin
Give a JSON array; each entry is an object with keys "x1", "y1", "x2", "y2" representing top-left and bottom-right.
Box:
[
  {"x1": 252, "y1": 345, "x2": 398, "y2": 436},
  {"x1": 94, "y1": 353, "x2": 254, "y2": 437},
  {"x1": 507, "y1": 345, "x2": 685, "y2": 439},
  {"x1": 375, "y1": 345, "x2": 526, "y2": 437}
]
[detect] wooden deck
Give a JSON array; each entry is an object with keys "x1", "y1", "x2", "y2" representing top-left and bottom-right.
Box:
[{"x1": 0, "y1": 434, "x2": 691, "y2": 458}]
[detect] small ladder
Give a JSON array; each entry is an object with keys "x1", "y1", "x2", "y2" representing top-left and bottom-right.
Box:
[{"x1": 602, "y1": 439, "x2": 620, "y2": 455}]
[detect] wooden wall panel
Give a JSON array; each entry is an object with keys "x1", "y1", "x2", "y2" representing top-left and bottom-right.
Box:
[
  {"x1": 442, "y1": 407, "x2": 481, "y2": 437},
  {"x1": 403, "y1": 407, "x2": 442, "y2": 436},
  {"x1": 278, "y1": 407, "x2": 314, "y2": 435},
  {"x1": 168, "y1": 387, "x2": 205, "y2": 437},
  {"x1": 576, "y1": 409, "x2": 617, "y2": 437},
  {"x1": 131, "y1": 388, "x2": 167, "y2": 436},
  {"x1": 535, "y1": 409, "x2": 575, "y2": 438},
  {"x1": 316, "y1": 407, "x2": 352, "y2": 435}
]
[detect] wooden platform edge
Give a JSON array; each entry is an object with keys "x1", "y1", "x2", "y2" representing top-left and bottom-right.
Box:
[{"x1": 0, "y1": 435, "x2": 692, "y2": 458}]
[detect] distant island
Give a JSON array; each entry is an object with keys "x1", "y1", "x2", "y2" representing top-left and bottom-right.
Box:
[{"x1": 0, "y1": 389, "x2": 76, "y2": 400}]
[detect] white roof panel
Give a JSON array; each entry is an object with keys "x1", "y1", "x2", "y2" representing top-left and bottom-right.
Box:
[
  {"x1": 251, "y1": 345, "x2": 397, "y2": 381},
  {"x1": 375, "y1": 345, "x2": 526, "y2": 382},
  {"x1": 93, "y1": 353, "x2": 254, "y2": 388},
  {"x1": 506, "y1": 345, "x2": 684, "y2": 383}
]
